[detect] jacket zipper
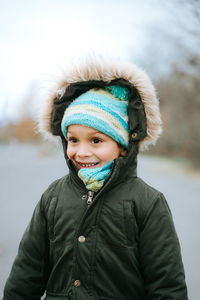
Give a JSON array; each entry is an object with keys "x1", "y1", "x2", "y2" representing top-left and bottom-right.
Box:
[
  {"x1": 87, "y1": 191, "x2": 94, "y2": 205},
  {"x1": 86, "y1": 163, "x2": 115, "y2": 206}
]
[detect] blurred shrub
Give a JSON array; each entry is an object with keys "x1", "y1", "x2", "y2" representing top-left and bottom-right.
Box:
[
  {"x1": 150, "y1": 60, "x2": 200, "y2": 168},
  {"x1": 0, "y1": 118, "x2": 41, "y2": 142}
]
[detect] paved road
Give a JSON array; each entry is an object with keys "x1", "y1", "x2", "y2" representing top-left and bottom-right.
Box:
[{"x1": 0, "y1": 143, "x2": 199, "y2": 299}]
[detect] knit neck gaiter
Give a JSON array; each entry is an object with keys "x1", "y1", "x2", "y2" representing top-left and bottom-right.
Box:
[{"x1": 78, "y1": 161, "x2": 113, "y2": 192}]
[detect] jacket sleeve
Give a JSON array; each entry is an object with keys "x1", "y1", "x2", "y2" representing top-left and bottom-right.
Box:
[
  {"x1": 3, "y1": 193, "x2": 50, "y2": 300},
  {"x1": 139, "y1": 193, "x2": 188, "y2": 300}
]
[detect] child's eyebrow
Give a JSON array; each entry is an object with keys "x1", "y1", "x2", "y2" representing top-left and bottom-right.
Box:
[
  {"x1": 87, "y1": 129, "x2": 105, "y2": 134},
  {"x1": 92, "y1": 130, "x2": 103, "y2": 134},
  {"x1": 67, "y1": 129, "x2": 104, "y2": 136},
  {"x1": 88, "y1": 131, "x2": 106, "y2": 137},
  {"x1": 67, "y1": 131, "x2": 76, "y2": 135}
]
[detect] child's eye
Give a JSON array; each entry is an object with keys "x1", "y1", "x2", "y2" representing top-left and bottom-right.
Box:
[
  {"x1": 92, "y1": 137, "x2": 102, "y2": 144},
  {"x1": 68, "y1": 137, "x2": 78, "y2": 143}
]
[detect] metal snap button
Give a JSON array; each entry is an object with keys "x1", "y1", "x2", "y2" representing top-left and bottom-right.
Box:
[
  {"x1": 78, "y1": 236, "x2": 86, "y2": 243},
  {"x1": 131, "y1": 132, "x2": 137, "y2": 139},
  {"x1": 74, "y1": 280, "x2": 81, "y2": 287}
]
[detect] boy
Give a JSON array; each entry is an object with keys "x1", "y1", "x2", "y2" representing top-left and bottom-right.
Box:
[{"x1": 3, "y1": 56, "x2": 188, "y2": 300}]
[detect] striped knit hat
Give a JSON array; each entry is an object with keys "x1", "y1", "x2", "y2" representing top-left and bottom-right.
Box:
[{"x1": 61, "y1": 85, "x2": 130, "y2": 148}]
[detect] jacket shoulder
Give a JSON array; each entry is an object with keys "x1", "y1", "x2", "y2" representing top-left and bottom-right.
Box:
[
  {"x1": 40, "y1": 174, "x2": 70, "y2": 211},
  {"x1": 126, "y1": 176, "x2": 171, "y2": 230},
  {"x1": 129, "y1": 176, "x2": 163, "y2": 202}
]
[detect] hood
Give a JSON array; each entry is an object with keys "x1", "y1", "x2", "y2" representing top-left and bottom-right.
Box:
[{"x1": 39, "y1": 55, "x2": 162, "y2": 151}]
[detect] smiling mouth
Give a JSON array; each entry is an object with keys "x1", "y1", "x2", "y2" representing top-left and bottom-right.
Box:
[{"x1": 76, "y1": 161, "x2": 99, "y2": 168}]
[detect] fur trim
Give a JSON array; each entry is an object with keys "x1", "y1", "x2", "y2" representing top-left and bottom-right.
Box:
[{"x1": 39, "y1": 55, "x2": 162, "y2": 150}]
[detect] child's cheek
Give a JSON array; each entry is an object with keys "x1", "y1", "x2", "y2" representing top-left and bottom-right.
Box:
[{"x1": 66, "y1": 145, "x2": 73, "y2": 159}]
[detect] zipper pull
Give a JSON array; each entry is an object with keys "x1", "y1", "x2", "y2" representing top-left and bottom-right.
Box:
[{"x1": 87, "y1": 191, "x2": 94, "y2": 205}]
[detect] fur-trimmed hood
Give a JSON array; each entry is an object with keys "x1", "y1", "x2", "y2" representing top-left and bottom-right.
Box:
[{"x1": 39, "y1": 56, "x2": 162, "y2": 150}]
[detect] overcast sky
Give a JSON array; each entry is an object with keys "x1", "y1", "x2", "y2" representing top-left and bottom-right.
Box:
[{"x1": 0, "y1": 0, "x2": 199, "y2": 121}]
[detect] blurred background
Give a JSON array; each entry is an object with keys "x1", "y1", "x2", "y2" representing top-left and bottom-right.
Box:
[{"x1": 0, "y1": 0, "x2": 199, "y2": 299}]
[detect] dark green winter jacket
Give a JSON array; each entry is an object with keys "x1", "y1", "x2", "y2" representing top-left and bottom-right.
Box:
[
  {"x1": 3, "y1": 57, "x2": 188, "y2": 300},
  {"x1": 3, "y1": 144, "x2": 188, "y2": 300}
]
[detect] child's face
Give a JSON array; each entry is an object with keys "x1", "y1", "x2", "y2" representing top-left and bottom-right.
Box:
[{"x1": 67, "y1": 124, "x2": 127, "y2": 170}]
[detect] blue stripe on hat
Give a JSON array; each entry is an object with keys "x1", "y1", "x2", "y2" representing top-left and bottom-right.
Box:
[
  {"x1": 68, "y1": 100, "x2": 128, "y2": 131},
  {"x1": 72, "y1": 91, "x2": 128, "y2": 115}
]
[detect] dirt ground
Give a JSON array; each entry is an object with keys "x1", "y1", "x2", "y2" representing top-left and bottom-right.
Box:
[{"x1": 0, "y1": 142, "x2": 199, "y2": 299}]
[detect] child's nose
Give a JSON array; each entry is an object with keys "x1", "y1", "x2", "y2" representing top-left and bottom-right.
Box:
[{"x1": 77, "y1": 143, "x2": 91, "y2": 157}]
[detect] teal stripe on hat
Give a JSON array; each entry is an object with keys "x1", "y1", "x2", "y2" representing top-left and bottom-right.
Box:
[
  {"x1": 73, "y1": 91, "x2": 128, "y2": 113},
  {"x1": 68, "y1": 100, "x2": 128, "y2": 131}
]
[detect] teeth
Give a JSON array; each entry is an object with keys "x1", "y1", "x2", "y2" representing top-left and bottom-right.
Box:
[{"x1": 79, "y1": 162, "x2": 97, "y2": 167}]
